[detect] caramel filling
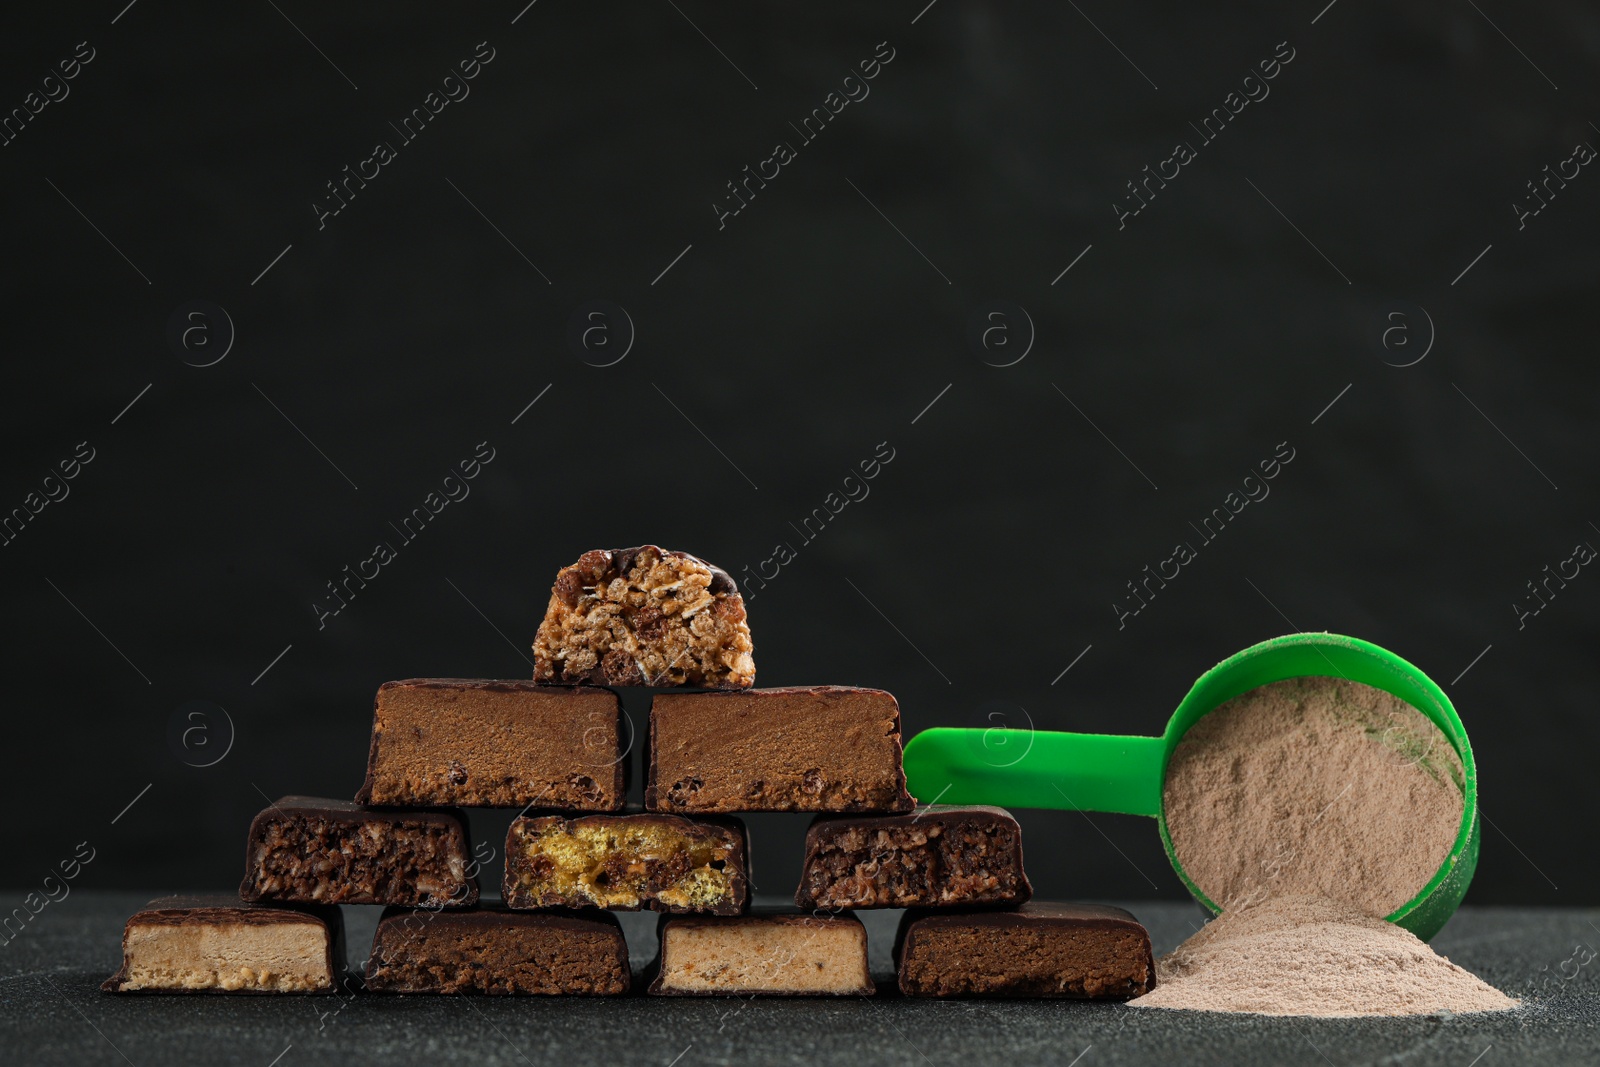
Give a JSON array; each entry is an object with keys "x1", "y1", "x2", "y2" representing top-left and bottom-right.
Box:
[{"x1": 512, "y1": 822, "x2": 733, "y2": 909}]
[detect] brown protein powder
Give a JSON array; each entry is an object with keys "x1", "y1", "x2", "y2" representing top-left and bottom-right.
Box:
[
  {"x1": 1130, "y1": 675, "x2": 1516, "y2": 1017},
  {"x1": 1131, "y1": 896, "x2": 1516, "y2": 1016},
  {"x1": 1163, "y1": 676, "x2": 1464, "y2": 916}
]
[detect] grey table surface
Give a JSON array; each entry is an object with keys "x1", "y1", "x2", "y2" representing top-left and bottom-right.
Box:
[{"x1": 3, "y1": 892, "x2": 1597, "y2": 1066}]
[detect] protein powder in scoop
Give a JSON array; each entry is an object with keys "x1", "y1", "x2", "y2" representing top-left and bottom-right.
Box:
[
  {"x1": 1162, "y1": 675, "x2": 1464, "y2": 916},
  {"x1": 1133, "y1": 675, "x2": 1515, "y2": 1017}
]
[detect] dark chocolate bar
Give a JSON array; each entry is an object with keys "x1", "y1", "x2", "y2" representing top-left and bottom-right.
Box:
[
  {"x1": 795, "y1": 805, "x2": 1032, "y2": 909},
  {"x1": 364, "y1": 906, "x2": 629, "y2": 995},
  {"x1": 896, "y1": 903, "x2": 1156, "y2": 998},
  {"x1": 356, "y1": 679, "x2": 625, "y2": 810},
  {"x1": 240, "y1": 796, "x2": 478, "y2": 908},
  {"x1": 504, "y1": 812, "x2": 747, "y2": 914},
  {"x1": 650, "y1": 912, "x2": 874, "y2": 996},
  {"x1": 532, "y1": 545, "x2": 755, "y2": 688},
  {"x1": 102, "y1": 895, "x2": 343, "y2": 994},
  {"x1": 646, "y1": 686, "x2": 915, "y2": 813}
]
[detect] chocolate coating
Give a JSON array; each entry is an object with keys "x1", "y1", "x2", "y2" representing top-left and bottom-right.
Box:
[
  {"x1": 364, "y1": 906, "x2": 629, "y2": 995},
  {"x1": 896, "y1": 902, "x2": 1156, "y2": 999},
  {"x1": 646, "y1": 686, "x2": 915, "y2": 813},
  {"x1": 356, "y1": 679, "x2": 625, "y2": 809}
]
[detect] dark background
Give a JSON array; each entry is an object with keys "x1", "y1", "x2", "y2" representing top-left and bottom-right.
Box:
[{"x1": 1, "y1": 1, "x2": 1594, "y2": 908}]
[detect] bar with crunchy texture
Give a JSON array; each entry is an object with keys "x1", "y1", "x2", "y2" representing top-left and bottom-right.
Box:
[
  {"x1": 650, "y1": 912, "x2": 874, "y2": 996},
  {"x1": 795, "y1": 805, "x2": 1031, "y2": 909},
  {"x1": 896, "y1": 903, "x2": 1155, "y2": 998},
  {"x1": 504, "y1": 812, "x2": 747, "y2": 914},
  {"x1": 356, "y1": 679, "x2": 624, "y2": 809},
  {"x1": 240, "y1": 797, "x2": 477, "y2": 908},
  {"x1": 532, "y1": 545, "x2": 755, "y2": 688},
  {"x1": 101, "y1": 895, "x2": 342, "y2": 994},
  {"x1": 646, "y1": 686, "x2": 914, "y2": 813},
  {"x1": 364, "y1": 907, "x2": 629, "y2": 995}
]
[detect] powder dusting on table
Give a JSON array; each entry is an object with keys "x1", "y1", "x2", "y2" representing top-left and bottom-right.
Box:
[
  {"x1": 1129, "y1": 675, "x2": 1516, "y2": 1017},
  {"x1": 1130, "y1": 896, "x2": 1516, "y2": 1017}
]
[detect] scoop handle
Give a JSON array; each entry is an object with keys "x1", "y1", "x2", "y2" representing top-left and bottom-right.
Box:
[{"x1": 901, "y1": 728, "x2": 1166, "y2": 817}]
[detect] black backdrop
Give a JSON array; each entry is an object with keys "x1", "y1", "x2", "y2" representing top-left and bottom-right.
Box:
[{"x1": 2, "y1": 1, "x2": 1594, "y2": 908}]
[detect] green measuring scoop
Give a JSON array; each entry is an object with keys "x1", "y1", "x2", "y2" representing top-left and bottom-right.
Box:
[{"x1": 901, "y1": 633, "x2": 1479, "y2": 940}]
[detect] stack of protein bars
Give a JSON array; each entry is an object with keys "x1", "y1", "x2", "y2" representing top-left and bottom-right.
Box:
[{"x1": 104, "y1": 545, "x2": 1155, "y2": 999}]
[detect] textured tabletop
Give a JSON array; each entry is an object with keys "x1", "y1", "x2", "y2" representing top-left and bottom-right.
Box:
[{"x1": 3, "y1": 891, "x2": 1597, "y2": 1066}]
